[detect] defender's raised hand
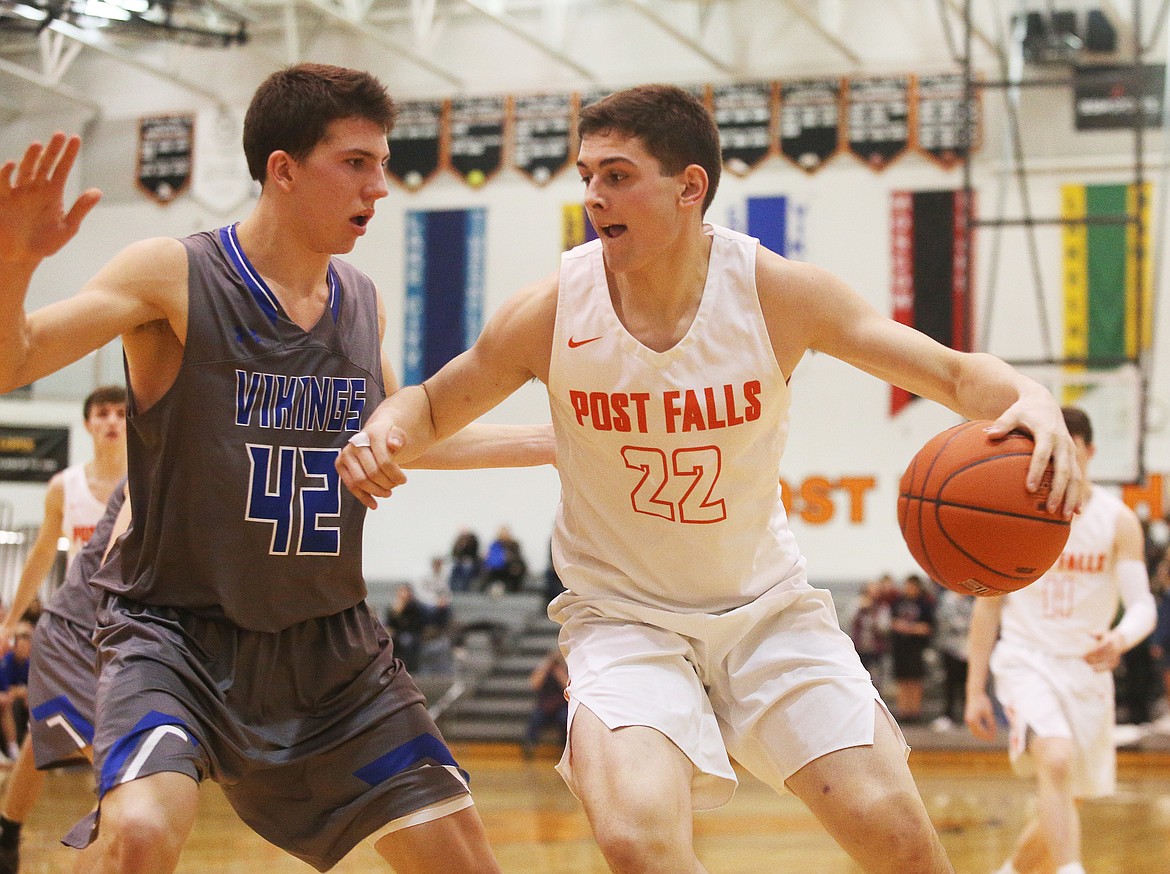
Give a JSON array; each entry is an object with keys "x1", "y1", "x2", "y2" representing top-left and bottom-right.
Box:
[{"x1": 0, "y1": 133, "x2": 102, "y2": 264}]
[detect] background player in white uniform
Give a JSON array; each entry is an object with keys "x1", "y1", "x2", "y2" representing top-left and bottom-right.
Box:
[
  {"x1": 0, "y1": 385, "x2": 125, "y2": 874},
  {"x1": 339, "y1": 84, "x2": 1084, "y2": 874},
  {"x1": 0, "y1": 65, "x2": 554, "y2": 874},
  {"x1": 965, "y1": 406, "x2": 1156, "y2": 874}
]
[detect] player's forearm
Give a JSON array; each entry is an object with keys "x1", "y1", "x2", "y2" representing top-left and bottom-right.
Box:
[
  {"x1": 0, "y1": 262, "x2": 36, "y2": 392},
  {"x1": 411, "y1": 423, "x2": 554, "y2": 471},
  {"x1": 7, "y1": 541, "x2": 57, "y2": 628},
  {"x1": 950, "y1": 353, "x2": 1053, "y2": 423},
  {"x1": 964, "y1": 598, "x2": 1002, "y2": 694}
]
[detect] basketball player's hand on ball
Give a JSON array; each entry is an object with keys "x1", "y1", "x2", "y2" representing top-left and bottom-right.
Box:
[
  {"x1": 984, "y1": 399, "x2": 1085, "y2": 519},
  {"x1": 1083, "y1": 630, "x2": 1125, "y2": 672},
  {"x1": 336, "y1": 422, "x2": 408, "y2": 510}
]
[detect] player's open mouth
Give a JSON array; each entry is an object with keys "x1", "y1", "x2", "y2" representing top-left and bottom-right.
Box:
[
  {"x1": 600, "y1": 224, "x2": 626, "y2": 238},
  {"x1": 351, "y1": 214, "x2": 371, "y2": 229}
]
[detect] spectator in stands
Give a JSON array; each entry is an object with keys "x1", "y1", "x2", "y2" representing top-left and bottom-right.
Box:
[
  {"x1": 0, "y1": 624, "x2": 32, "y2": 760},
  {"x1": 522, "y1": 647, "x2": 569, "y2": 759},
  {"x1": 415, "y1": 555, "x2": 452, "y2": 608},
  {"x1": 931, "y1": 589, "x2": 974, "y2": 731},
  {"x1": 890, "y1": 574, "x2": 935, "y2": 724},
  {"x1": 448, "y1": 529, "x2": 482, "y2": 593},
  {"x1": 481, "y1": 526, "x2": 527, "y2": 594},
  {"x1": 849, "y1": 580, "x2": 890, "y2": 689},
  {"x1": 385, "y1": 584, "x2": 451, "y2": 674}
]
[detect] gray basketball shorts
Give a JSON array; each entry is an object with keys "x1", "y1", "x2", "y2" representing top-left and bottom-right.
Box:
[
  {"x1": 68, "y1": 595, "x2": 471, "y2": 872},
  {"x1": 28, "y1": 612, "x2": 98, "y2": 769}
]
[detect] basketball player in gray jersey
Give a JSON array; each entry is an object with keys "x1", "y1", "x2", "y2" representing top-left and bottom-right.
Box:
[{"x1": 0, "y1": 64, "x2": 552, "y2": 873}]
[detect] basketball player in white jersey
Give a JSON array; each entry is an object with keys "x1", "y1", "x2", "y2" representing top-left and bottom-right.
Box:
[
  {"x1": 340, "y1": 85, "x2": 1084, "y2": 873},
  {"x1": 966, "y1": 407, "x2": 1155, "y2": 874},
  {"x1": 0, "y1": 385, "x2": 125, "y2": 873}
]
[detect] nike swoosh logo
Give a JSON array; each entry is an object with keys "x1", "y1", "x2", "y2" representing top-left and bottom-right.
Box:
[{"x1": 568, "y1": 336, "x2": 603, "y2": 348}]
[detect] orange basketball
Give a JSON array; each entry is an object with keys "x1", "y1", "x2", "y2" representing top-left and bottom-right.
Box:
[{"x1": 897, "y1": 421, "x2": 1071, "y2": 596}]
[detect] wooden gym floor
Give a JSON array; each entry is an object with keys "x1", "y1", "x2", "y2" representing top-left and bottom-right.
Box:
[{"x1": 16, "y1": 746, "x2": 1170, "y2": 872}]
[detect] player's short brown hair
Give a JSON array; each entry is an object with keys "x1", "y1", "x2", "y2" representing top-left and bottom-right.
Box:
[
  {"x1": 243, "y1": 64, "x2": 397, "y2": 184},
  {"x1": 1062, "y1": 406, "x2": 1093, "y2": 446},
  {"x1": 83, "y1": 385, "x2": 127, "y2": 420},
  {"x1": 578, "y1": 84, "x2": 722, "y2": 215}
]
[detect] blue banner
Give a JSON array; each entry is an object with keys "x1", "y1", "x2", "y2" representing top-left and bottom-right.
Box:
[{"x1": 403, "y1": 208, "x2": 487, "y2": 386}]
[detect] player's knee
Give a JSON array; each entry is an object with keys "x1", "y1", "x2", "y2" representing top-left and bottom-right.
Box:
[
  {"x1": 1034, "y1": 745, "x2": 1074, "y2": 786},
  {"x1": 591, "y1": 805, "x2": 685, "y2": 871},
  {"x1": 99, "y1": 803, "x2": 185, "y2": 866},
  {"x1": 852, "y1": 785, "x2": 939, "y2": 862}
]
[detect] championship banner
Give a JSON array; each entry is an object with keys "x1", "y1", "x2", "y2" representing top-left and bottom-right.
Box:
[
  {"x1": 778, "y1": 79, "x2": 843, "y2": 173},
  {"x1": 914, "y1": 74, "x2": 980, "y2": 170},
  {"x1": 847, "y1": 76, "x2": 912, "y2": 170},
  {"x1": 512, "y1": 93, "x2": 574, "y2": 185},
  {"x1": 448, "y1": 97, "x2": 507, "y2": 188},
  {"x1": 403, "y1": 209, "x2": 487, "y2": 386},
  {"x1": 388, "y1": 100, "x2": 445, "y2": 191},
  {"x1": 713, "y1": 82, "x2": 776, "y2": 177},
  {"x1": 745, "y1": 196, "x2": 806, "y2": 260},
  {"x1": 0, "y1": 426, "x2": 69, "y2": 483},
  {"x1": 137, "y1": 114, "x2": 194, "y2": 204},
  {"x1": 1061, "y1": 183, "x2": 1153, "y2": 363},
  {"x1": 561, "y1": 203, "x2": 598, "y2": 251},
  {"x1": 890, "y1": 189, "x2": 973, "y2": 415}
]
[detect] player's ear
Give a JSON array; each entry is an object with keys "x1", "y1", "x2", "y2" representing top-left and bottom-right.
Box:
[
  {"x1": 267, "y1": 150, "x2": 296, "y2": 190},
  {"x1": 679, "y1": 164, "x2": 708, "y2": 210}
]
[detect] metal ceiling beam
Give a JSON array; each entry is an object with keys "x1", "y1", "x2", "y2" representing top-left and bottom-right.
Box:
[
  {"x1": 617, "y1": 0, "x2": 735, "y2": 75},
  {"x1": 458, "y1": 0, "x2": 597, "y2": 82},
  {"x1": 296, "y1": 0, "x2": 464, "y2": 87},
  {"x1": 941, "y1": 0, "x2": 1002, "y2": 58},
  {"x1": 0, "y1": 54, "x2": 102, "y2": 115},
  {"x1": 46, "y1": 20, "x2": 227, "y2": 104},
  {"x1": 778, "y1": 0, "x2": 862, "y2": 66}
]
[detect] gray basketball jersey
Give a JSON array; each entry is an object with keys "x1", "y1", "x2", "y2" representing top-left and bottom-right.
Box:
[
  {"x1": 45, "y1": 479, "x2": 127, "y2": 628},
  {"x1": 91, "y1": 225, "x2": 386, "y2": 632}
]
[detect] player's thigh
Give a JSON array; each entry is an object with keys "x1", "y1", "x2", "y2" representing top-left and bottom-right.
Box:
[
  {"x1": 373, "y1": 806, "x2": 500, "y2": 874},
  {"x1": 569, "y1": 703, "x2": 696, "y2": 830},
  {"x1": 785, "y1": 703, "x2": 931, "y2": 839}
]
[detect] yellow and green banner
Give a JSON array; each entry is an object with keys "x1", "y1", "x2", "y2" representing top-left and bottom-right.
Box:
[{"x1": 1062, "y1": 182, "x2": 1153, "y2": 363}]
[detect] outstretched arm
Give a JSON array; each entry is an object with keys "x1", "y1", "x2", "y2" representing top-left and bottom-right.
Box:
[
  {"x1": 0, "y1": 134, "x2": 182, "y2": 394},
  {"x1": 757, "y1": 251, "x2": 1084, "y2": 517},
  {"x1": 338, "y1": 274, "x2": 557, "y2": 509}
]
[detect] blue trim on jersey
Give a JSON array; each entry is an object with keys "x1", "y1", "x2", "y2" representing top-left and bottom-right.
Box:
[
  {"x1": 31, "y1": 695, "x2": 95, "y2": 744},
  {"x1": 353, "y1": 733, "x2": 468, "y2": 786},
  {"x1": 219, "y1": 224, "x2": 281, "y2": 325},
  {"x1": 99, "y1": 710, "x2": 198, "y2": 798},
  {"x1": 218, "y1": 224, "x2": 342, "y2": 327},
  {"x1": 327, "y1": 263, "x2": 340, "y2": 322}
]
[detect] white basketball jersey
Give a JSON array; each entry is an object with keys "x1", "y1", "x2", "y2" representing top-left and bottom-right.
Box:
[
  {"x1": 547, "y1": 224, "x2": 805, "y2": 611},
  {"x1": 1000, "y1": 486, "x2": 1127, "y2": 657},
  {"x1": 59, "y1": 463, "x2": 107, "y2": 557}
]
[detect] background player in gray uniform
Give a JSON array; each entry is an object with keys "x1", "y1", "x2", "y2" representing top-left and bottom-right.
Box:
[
  {"x1": 965, "y1": 407, "x2": 1155, "y2": 874},
  {"x1": 0, "y1": 385, "x2": 126, "y2": 874},
  {"x1": 0, "y1": 64, "x2": 553, "y2": 873},
  {"x1": 339, "y1": 85, "x2": 1084, "y2": 873},
  {"x1": 0, "y1": 482, "x2": 127, "y2": 874}
]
